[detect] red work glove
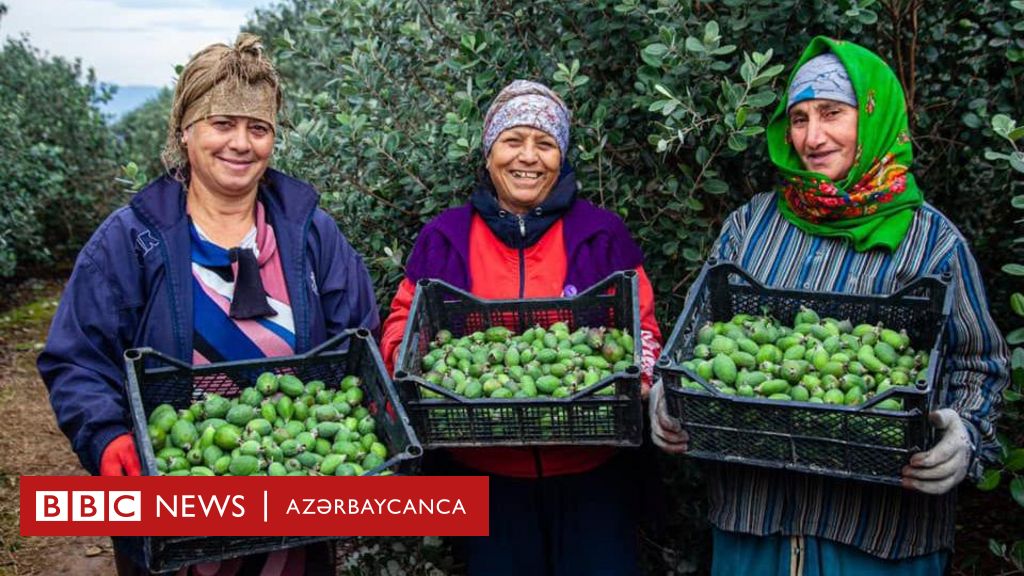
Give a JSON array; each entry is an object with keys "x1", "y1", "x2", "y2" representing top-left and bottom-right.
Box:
[{"x1": 100, "y1": 433, "x2": 141, "y2": 476}]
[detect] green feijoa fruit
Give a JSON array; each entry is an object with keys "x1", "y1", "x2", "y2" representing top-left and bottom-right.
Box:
[
  {"x1": 612, "y1": 360, "x2": 631, "y2": 373},
  {"x1": 552, "y1": 386, "x2": 571, "y2": 398},
  {"x1": 189, "y1": 402, "x2": 204, "y2": 420},
  {"x1": 548, "y1": 363, "x2": 568, "y2": 378},
  {"x1": 370, "y1": 442, "x2": 388, "y2": 460},
  {"x1": 790, "y1": 385, "x2": 810, "y2": 402},
  {"x1": 276, "y1": 396, "x2": 294, "y2": 421},
  {"x1": 353, "y1": 406, "x2": 369, "y2": 420},
  {"x1": 729, "y1": 351, "x2": 756, "y2": 370},
  {"x1": 240, "y1": 440, "x2": 262, "y2": 457},
  {"x1": 285, "y1": 419, "x2": 306, "y2": 438},
  {"x1": 268, "y1": 462, "x2": 288, "y2": 476},
  {"x1": 263, "y1": 442, "x2": 284, "y2": 463},
  {"x1": 284, "y1": 458, "x2": 303, "y2": 472},
  {"x1": 463, "y1": 381, "x2": 483, "y2": 399},
  {"x1": 520, "y1": 377, "x2": 538, "y2": 397},
  {"x1": 697, "y1": 324, "x2": 717, "y2": 345},
  {"x1": 537, "y1": 349, "x2": 558, "y2": 364},
  {"x1": 334, "y1": 463, "x2": 357, "y2": 477},
  {"x1": 779, "y1": 360, "x2": 807, "y2": 384},
  {"x1": 239, "y1": 387, "x2": 263, "y2": 407},
  {"x1": 709, "y1": 336, "x2": 738, "y2": 356},
  {"x1": 212, "y1": 455, "x2": 232, "y2": 475},
  {"x1": 696, "y1": 360, "x2": 715, "y2": 381},
  {"x1": 340, "y1": 375, "x2": 361, "y2": 391},
  {"x1": 821, "y1": 361, "x2": 845, "y2": 377},
  {"x1": 196, "y1": 417, "x2": 226, "y2": 435},
  {"x1": 157, "y1": 446, "x2": 185, "y2": 460},
  {"x1": 202, "y1": 445, "x2": 224, "y2": 468},
  {"x1": 768, "y1": 392, "x2": 792, "y2": 401},
  {"x1": 245, "y1": 418, "x2": 273, "y2": 438},
  {"x1": 362, "y1": 453, "x2": 385, "y2": 471},
  {"x1": 278, "y1": 375, "x2": 305, "y2": 398},
  {"x1": 315, "y1": 389, "x2": 334, "y2": 406},
  {"x1": 148, "y1": 425, "x2": 167, "y2": 451},
  {"x1": 150, "y1": 409, "x2": 178, "y2": 434},
  {"x1": 225, "y1": 404, "x2": 255, "y2": 427},
  {"x1": 783, "y1": 344, "x2": 806, "y2": 362},
  {"x1": 203, "y1": 394, "x2": 231, "y2": 419},
  {"x1": 305, "y1": 380, "x2": 326, "y2": 396},
  {"x1": 186, "y1": 447, "x2": 204, "y2": 466},
  {"x1": 755, "y1": 344, "x2": 782, "y2": 365},
  {"x1": 320, "y1": 454, "x2": 344, "y2": 476},
  {"x1": 737, "y1": 384, "x2": 755, "y2": 397},
  {"x1": 314, "y1": 405, "x2": 339, "y2": 422},
  {"x1": 485, "y1": 326, "x2": 512, "y2": 343},
  {"x1": 315, "y1": 438, "x2": 332, "y2": 457},
  {"x1": 876, "y1": 398, "x2": 903, "y2": 411},
  {"x1": 823, "y1": 388, "x2": 846, "y2": 405},
  {"x1": 155, "y1": 457, "x2": 168, "y2": 474},
  {"x1": 712, "y1": 354, "x2": 738, "y2": 385},
  {"x1": 149, "y1": 403, "x2": 176, "y2": 423},
  {"x1": 360, "y1": 433, "x2": 378, "y2": 452},
  {"x1": 756, "y1": 379, "x2": 790, "y2": 396},
  {"x1": 168, "y1": 456, "x2": 190, "y2": 472},
  {"x1": 177, "y1": 408, "x2": 195, "y2": 424},
  {"x1": 256, "y1": 372, "x2": 279, "y2": 396},
  {"x1": 692, "y1": 343, "x2": 712, "y2": 360},
  {"x1": 584, "y1": 356, "x2": 610, "y2": 370},
  {"x1": 292, "y1": 401, "x2": 309, "y2": 422},
  {"x1": 844, "y1": 387, "x2": 864, "y2": 406},
  {"x1": 170, "y1": 419, "x2": 198, "y2": 449},
  {"x1": 190, "y1": 466, "x2": 216, "y2": 476},
  {"x1": 343, "y1": 416, "x2": 359, "y2": 433},
  {"x1": 296, "y1": 431, "x2": 316, "y2": 453},
  {"x1": 840, "y1": 374, "x2": 864, "y2": 392},
  {"x1": 229, "y1": 453, "x2": 260, "y2": 475},
  {"x1": 287, "y1": 470, "x2": 308, "y2": 476},
  {"x1": 536, "y1": 375, "x2": 561, "y2": 394},
  {"x1": 280, "y1": 439, "x2": 300, "y2": 457},
  {"x1": 482, "y1": 378, "x2": 502, "y2": 395},
  {"x1": 736, "y1": 337, "x2": 760, "y2": 356},
  {"x1": 356, "y1": 415, "x2": 376, "y2": 436},
  {"x1": 166, "y1": 470, "x2": 191, "y2": 476},
  {"x1": 260, "y1": 402, "x2": 277, "y2": 423},
  {"x1": 491, "y1": 387, "x2": 513, "y2": 399},
  {"x1": 331, "y1": 396, "x2": 352, "y2": 416},
  {"x1": 315, "y1": 421, "x2": 341, "y2": 440},
  {"x1": 213, "y1": 424, "x2": 242, "y2": 451},
  {"x1": 345, "y1": 387, "x2": 364, "y2": 406},
  {"x1": 297, "y1": 452, "x2": 323, "y2": 469},
  {"x1": 333, "y1": 441, "x2": 359, "y2": 460}
]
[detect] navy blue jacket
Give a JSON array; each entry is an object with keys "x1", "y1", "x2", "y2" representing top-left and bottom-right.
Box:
[{"x1": 38, "y1": 169, "x2": 380, "y2": 474}]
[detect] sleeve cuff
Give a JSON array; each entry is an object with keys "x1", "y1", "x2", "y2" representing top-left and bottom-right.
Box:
[
  {"x1": 959, "y1": 417, "x2": 983, "y2": 483},
  {"x1": 88, "y1": 424, "x2": 132, "y2": 476}
]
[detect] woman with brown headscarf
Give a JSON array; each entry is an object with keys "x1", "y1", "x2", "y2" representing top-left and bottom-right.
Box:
[{"x1": 38, "y1": 34, "x2": 379, "y2": 575}]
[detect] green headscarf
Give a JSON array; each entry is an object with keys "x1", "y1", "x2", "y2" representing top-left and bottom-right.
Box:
[{"x1": 767, "y1": 36, "x2": 923, "y2": 252}]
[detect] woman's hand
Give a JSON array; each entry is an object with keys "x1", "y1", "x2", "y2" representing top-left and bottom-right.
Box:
[
  {"x1": 649, "y1": 378, "x2": 688, "y2": 454},
  {"x1": 100, "y1": 433, "x2": 141, "y2": 476},
  {"x1": 901, "y1": 409, "x2": 972, "y2": 494}
]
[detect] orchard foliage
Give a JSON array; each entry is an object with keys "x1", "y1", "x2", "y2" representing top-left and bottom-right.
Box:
[
  {"x1": 246, "y1": 0, "x2": 1023, "y2": 326},
  {"x1": 0, "y1": 32, "x2": 121, "y2": 276}
]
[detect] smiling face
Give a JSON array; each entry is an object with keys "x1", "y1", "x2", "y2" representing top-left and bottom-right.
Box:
[
  {"x1": 788, "y1": 99, "x2": 859, "y2": 181},
  {"x1": 184, "y1": 115, "x2": 274, "y2": 198},
  {"x1": 486, "y1": 126, "x2": 562, "y2": 214}
]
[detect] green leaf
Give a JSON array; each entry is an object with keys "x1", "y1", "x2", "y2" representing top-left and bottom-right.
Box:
[
  {"x1": 746, "y1": 91, "x2": 777, "y2": 108},
  {"x1": 1004, "y1": 264, "x2": 1024, "y2": 276},
  {"x1": 1007, "y1": 448, "x2": 1024, "y2": 472},
  {"x1": 1013, "y1": 292, "x2": 1024, "y2": 317},
  {"x1": 993, "y1": 114, "x2": 1016, "y2": 138},
  {"x1": 858, "y1": 10, "x2": 878, "y2": 25},
  {"x1": 1009, "y1": 127, "x2": 1024, "y2": 142},
  {"x1": 963, "y1": 112, "x2": 982, "y2": 129},
  {"x1": 685, "y1": 37, "x2": 705, "y2": 53},
  {"x1": 736, "y1": 107, "x2": 748, "y2": 129},
  {"x1": 703, "y1": 21, "x2": 720, "y2": 44},
  {"x1": 683, "y1": 248, "x2": 702, "y2": 262},
  {"x1": 1011, "y1": 477, "x2": 1024, "y2": 508},
  {"x1": 990, "y1": 539, "x2": 1007, "y2": 559},
  {"x1": 1011, "y1": 153, "x2": 1024, "y2": 174},
  {"x1": 1012, "y1": 347, "x2": 1024, "y2": 370},
  {"x1": 703, "y1": 179, "x2": 729, "y2": 195},
  {"x1": 987, "y1": 150, "x2": 1013, "y2": 162},
  {"x1": 977, "y1": 468, "x2": 1002, "y2": 491},
  {"x1": 654, "y1": 84, "x2": 675, "y2": 99},
  {"x1": 727, "y1": 134, "x2": 748, "y2": 152},
  {"x1": 642, "y1": 43, "x2": 668, "y2": 66},
  {"x1": 1007, "y1": 327, "x2": 1024, "y2": 345}
]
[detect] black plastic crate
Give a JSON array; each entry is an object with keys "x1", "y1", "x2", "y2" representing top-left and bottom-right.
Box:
[
  {"x1": 656, "y1": 260, "x2": 953, "y2": 485},
  {"x1": 122, "y1": 329, "x2": 422, "y2": 573},
  {"x1": 394, "y1": 272, "x2": 643, "y2": 448}
]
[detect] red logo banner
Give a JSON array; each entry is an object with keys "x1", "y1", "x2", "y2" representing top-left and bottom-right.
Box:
[{"x1": 20, "y1": 476, "x2": 489, "y2": 536}]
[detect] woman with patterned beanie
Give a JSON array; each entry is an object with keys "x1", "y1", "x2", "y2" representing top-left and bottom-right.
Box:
[
  {"x1": 649, "y1": 36, "x2": 1008, "y2": 575},
  {"x1": 380, "y1": 79, "x2": 663, "y2": 575}
]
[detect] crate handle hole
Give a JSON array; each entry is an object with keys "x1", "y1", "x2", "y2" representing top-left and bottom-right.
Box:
[
  {"x1": 626, "y1": 365, "x2": 640, "y2": 375},
  {"x1": 354, "y1": 328, "x2": 371, "y2": 339},
  {"x1": 407, "y1": 445, "x2": 424, "y2": 457},
  {"x1": 395, "y1": 370, "x2": 408, "y2": 379},
  {"x1": 124, "y1": 349, "x2": 143, "y2": 361}
]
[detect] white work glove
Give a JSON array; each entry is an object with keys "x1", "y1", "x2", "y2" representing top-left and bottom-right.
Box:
[
  {"x1": 902, "y1": 408, "x2": 973, "y2": 495},
  {"x1": 649, "y1": 378, "x2": 688, "y2": 454}
]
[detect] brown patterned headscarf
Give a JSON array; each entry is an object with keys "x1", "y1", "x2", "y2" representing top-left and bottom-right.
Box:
[{"x1": 162, "y1": 33, "x2": 282, "y2": 175}]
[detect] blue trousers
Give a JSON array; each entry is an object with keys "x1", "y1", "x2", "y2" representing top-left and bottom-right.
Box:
[
  {"x1": 711, "y1": 528, "x2": 948, "y2": 576},
  {"x1": 445, "y1": 453, "x2": 641, "y2": 576}
]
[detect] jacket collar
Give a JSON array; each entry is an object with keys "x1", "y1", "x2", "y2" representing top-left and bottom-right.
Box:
[
  {"x1": 469, "y1": 164, "x2": 578, "y2": 249},
  {"x1": 129, "y1": 168, "x2": 320, "y2": 232}
]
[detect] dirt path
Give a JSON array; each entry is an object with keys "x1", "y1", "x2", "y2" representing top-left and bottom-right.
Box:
[{"x1": 0, "y1": 279, "x2": 116, "y2": 575}]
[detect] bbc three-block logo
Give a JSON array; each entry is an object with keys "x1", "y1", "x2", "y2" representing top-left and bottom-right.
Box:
[{"x1": 36, "y1": 491, "x2": 142, "y2": 522}]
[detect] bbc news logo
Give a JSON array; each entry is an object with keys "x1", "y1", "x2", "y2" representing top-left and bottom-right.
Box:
[{"x1": 35, "y1": 491, "x2": 141, "y2": 522}]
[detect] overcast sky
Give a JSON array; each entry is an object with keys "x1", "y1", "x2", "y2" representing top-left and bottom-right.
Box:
[{"x1": 2, "y1": 0, "x2": 272, "y2": 87}]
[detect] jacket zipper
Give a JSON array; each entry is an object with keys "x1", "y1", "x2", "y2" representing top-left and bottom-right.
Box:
[{"x1": 516, "y1": 214, "x2": 546, "y2": 482}]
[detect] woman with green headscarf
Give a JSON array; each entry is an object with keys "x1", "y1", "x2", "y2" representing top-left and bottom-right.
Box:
[{"x1": 649, "y1": 37, "x2": 1008, "y2": 575}]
